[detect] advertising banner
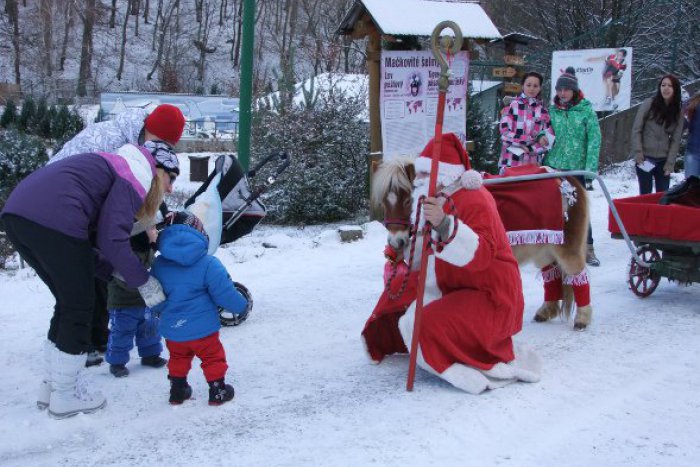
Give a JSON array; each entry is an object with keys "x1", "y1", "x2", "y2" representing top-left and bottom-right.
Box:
[
  {"x1": 380, "y1": 50, "x2": 469, "y2": 159},
  {"x1": 551, "y1": 47, "x2": 633, "y2": 112}
]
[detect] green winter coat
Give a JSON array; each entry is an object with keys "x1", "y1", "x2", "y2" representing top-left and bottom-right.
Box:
[{"x1": 544, "y1": 97, "x2": 601, "y2": 173}]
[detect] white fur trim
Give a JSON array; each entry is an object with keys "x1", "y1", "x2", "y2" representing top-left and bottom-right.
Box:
[
  {"x1": 460, "y1": 170, "x2": 483, "y2": 190},
  {"x1": 541, "y1": 265, "x2": 562, "y2": 283},
  {"x1": 399, "y1": 304, "x2": 542, "y2": 393},
  {"x1": 414, "y1": 156, "x2": 465, "y2": 179},
  {"x1": 116, "y1": 144, "x2": 154, "y2": 194},
  {"x1": 563, "y1": 269, "x2": 589, "y2": 286},
  {"x1": 434, "y1": 216, "x2": 479, "y2": 267},
  {"x1": 507, "y1": 230, "x2": 564, "y2": 246}
]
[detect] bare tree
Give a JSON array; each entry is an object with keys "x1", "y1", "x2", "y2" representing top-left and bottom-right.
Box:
[
  {"x1": 77, "y1": 0, "x2": 96, "y2": 96},
  {"x1": 117, "y1": 0, "x2": 132, "y2": 81},
  {"x1": 4, "y1": 0, "x2": 22, "y2": 85},
  {"x1": 58, "y1": 0, "x2": 73, "y2": 71},
  {"x1": 194, "y1": 0, "x2": 217, "y2": 85},
  {"x1": 147, "y1": 0, "x2": 180, "y2": 82},
  {"x1": 40, "y1": 0, "x2": 54, "y2": 78}
]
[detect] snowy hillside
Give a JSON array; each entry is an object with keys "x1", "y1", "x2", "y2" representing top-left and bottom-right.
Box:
[{"x1": 0, "y1": 163, "x2": 698, "y2": 466}]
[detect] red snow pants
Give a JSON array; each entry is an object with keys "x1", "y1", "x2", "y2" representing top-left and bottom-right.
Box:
[{"x1": 166, "y1": 332, "x2": 228, "y2": 382}]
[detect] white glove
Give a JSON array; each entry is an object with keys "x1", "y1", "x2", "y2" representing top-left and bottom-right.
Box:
[{"x1": 138, "y1": 276, "x2": 166, "y2": 308}]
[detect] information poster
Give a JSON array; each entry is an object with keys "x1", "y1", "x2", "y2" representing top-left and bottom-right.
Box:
[
  {"x1": 551, "y1": 48, "x2": 633, "y2": 112},
  {"x1": 380, "y1": 50, "x2": 469, "y2": 159}
]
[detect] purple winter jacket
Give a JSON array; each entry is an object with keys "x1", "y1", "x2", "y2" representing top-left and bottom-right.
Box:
[{"x1": 1, "y1": 146, "x2": 156, "y2": 288}]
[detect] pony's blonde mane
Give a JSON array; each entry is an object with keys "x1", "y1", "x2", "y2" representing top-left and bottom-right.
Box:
[{"x1": 370, "y1": 156, "x2": 415, "y2": 207}]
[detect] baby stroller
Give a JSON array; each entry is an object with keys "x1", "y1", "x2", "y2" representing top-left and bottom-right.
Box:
[{"x1": 183, "y1": 151, "x2": 290, "y2": 326}]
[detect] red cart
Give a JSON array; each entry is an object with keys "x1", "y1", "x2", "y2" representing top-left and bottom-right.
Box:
[{"x1": 609, "y1": 192, "x2": 700, "y2": 297}]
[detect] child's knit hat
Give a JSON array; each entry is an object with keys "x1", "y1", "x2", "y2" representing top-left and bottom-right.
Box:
[
  {"x1": 169, "y1": 211, "x2": 208, "y2": 241},
  {"x1": 556, "y1": 67, "x2": 579, "y2": 92}
]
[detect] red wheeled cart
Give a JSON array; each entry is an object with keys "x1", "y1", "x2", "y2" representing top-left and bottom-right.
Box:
[{"x1": 609, "y1": 192, "x2": 700, "y2": 297}]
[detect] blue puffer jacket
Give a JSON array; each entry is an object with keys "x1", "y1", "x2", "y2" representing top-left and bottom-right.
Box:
[{"x1": 151, "y1": 224, "x2": 247, "y2": 342}]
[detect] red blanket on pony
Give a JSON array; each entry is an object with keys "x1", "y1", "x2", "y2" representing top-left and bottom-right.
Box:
[{"x1": 483, "y1": 165, "x2": 565, "y2": 245}]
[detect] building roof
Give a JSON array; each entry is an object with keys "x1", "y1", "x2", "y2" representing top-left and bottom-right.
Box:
[
  {"x1": 489, "y1": 32, "x2": 541, "y2": 45},
  {"x1": 338, "y1": 0, "x2": 501, "y2": 40}
]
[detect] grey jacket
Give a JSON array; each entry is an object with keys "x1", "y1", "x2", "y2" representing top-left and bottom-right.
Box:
[{"x1": 631, "y1": 98, "x2": 684, "y2": 165}]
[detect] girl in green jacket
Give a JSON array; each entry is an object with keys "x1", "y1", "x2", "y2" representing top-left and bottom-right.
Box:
[{"x1": 544, "y1": 67, "x2": 602, "y2": 266}]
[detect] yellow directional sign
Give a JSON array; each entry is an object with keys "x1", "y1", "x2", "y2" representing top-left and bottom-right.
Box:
[
  {"x1": 492, "y1": 67, "x2": 517, "y2": 78},
  {"x1": 504, "y1": 54, "x2": 525, "y2": 66}
]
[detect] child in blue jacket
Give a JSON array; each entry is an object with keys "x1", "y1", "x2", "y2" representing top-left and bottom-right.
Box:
[{"x1": 151, "y1": 211, "x2": 248, "y2": 405}]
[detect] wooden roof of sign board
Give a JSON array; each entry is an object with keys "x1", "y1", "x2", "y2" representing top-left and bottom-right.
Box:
[{"x1": 337, "y1": 0, "x2": 502, "y2": 40}]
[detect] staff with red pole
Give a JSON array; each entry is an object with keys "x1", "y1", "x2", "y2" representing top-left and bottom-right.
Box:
[{"x1": 406, "y1": 21, "x2": 463, "y2": 391}]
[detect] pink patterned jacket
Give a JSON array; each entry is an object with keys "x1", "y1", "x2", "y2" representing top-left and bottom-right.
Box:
[{"x1": 499, "y1": 94, "x2": 554, "y2": 173}]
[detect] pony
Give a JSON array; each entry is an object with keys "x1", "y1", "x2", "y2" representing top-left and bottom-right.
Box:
[{"x1": 371, "y1": 157, "x2": 592, "y2": 330}]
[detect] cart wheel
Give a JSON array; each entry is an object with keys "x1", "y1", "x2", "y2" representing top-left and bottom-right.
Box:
[{"x1": 628, "y1": 245, "x2": 661, "y2": 298}]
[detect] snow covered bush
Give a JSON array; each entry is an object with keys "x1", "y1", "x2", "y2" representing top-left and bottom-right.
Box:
[
  {"x1": 251, "y1": 90, "x2": 369, "y2": 224},
  {"x1": 0, "y1": 129, "x2": 48, "y2": 214}
]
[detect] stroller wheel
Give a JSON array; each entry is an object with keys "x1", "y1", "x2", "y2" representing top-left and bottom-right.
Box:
[{"x1": 219, "y1": 282, "x2": 253, "y2": 326}]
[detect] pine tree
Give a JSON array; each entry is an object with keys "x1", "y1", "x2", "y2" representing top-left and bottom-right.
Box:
[
  {"x1": 33, "y1": 97, "x2": 49, "y2": 136},
  {"x1": 51, "y1": 105, "x2": 70, "y2": 141},
  {"x1": 0, "y1": 101, "x2": 18, "y2": 128},
  {"x1": 17, "y1": 96, "x2": 36, "y2": 132},
  {"x1": 466, "y1": 87, "x2": 499, "y2": 174}
]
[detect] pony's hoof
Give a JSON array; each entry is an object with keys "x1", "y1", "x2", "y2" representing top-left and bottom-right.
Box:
[
  {"x1": 533, "y1": 302, "x2": 560, "y2": 323},
  {"x1": 573, "y1": 305, "x2": 592, "y2": 331}
]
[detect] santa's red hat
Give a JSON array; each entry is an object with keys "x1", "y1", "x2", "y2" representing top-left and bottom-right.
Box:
[{"x1": 414, "y1": 133, "x2": 482, "y2": 189}]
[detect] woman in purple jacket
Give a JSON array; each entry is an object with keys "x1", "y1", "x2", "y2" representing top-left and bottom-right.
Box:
[{"x1": 0, "y1": 143, "x2": 176, "y2": 419}]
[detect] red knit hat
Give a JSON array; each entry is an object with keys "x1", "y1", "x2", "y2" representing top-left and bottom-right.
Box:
[
  {"x1": 414, "y1": 133, "x2": 482, "y2": 189},
  {"x1": 144, "y1": 104, "x2": 186, "y2": 145}
]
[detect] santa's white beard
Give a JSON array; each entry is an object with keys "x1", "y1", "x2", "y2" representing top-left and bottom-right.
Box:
[{"x1": 412, "y1": 170, "x2": 460, "y2": 232}]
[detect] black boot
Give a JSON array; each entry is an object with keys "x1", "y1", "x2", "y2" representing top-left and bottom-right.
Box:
[
  {"x1": 110, "y1": 364, "x2": 129, "y2": 377},
  {"x1": 141, "y1": 355, "x2": 168, "y2": 368},
  {"x1": 208, "y1": 379, "x2": 235, "y2": 406},
  {"x1": 169, "y1": 376, "x2": 192, "y2": 405}
]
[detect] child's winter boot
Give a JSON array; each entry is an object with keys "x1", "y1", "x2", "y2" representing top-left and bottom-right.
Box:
[
  {"x1": 169, "y1": 376, "x2": 192, "y2": 405},
  {"x1": 37, "y1": 340, "x2": 54, "y2": 410},
  {"x1": 141, "y1": 355, "x2": 168, "y2": 368},
  {"x1": 48, "y1": 347, "x2": 106, "y2": 419},
  {"x1": 109, "y1": 364, "x2": 129, "y2": 377},
  {"x1": 208, "y1": 379, "x2": 235, "y2": 406}
]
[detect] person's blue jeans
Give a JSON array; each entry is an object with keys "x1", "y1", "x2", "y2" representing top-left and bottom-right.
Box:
[
  {"x1": 106, "y1": 307, "x2": 163, "y2": 365},
  {"x1": 685, "y1": 152, "x2": 700, "y2": 178}
]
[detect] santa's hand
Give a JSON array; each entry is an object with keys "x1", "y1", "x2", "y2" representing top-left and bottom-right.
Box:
[{"x1": 422, "y1": 197, "x2": 445, "y2": 227}]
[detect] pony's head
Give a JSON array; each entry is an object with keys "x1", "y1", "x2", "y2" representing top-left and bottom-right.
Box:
[{"x1": 371, "y1": 157, "x2": 415, "y2": 250}]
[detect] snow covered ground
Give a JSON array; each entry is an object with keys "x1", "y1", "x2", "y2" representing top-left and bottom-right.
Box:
[{"x1": 0, "y1": 165, "x2": 698, "y2": 467}]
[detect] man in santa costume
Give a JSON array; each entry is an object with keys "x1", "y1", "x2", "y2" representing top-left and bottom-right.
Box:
[{"x1": 363, "y1": 133, "x2": 541, "y2": 393}]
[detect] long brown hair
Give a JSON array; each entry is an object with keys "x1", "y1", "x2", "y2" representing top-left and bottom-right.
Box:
[
  {"x1": 136, "y1": 168, "x2": 166, "y2": 221},
  {"x1": 687, "y1": 92, "x2": 700, "y2": 123},
  {"x1": 649, "y1": 74, "x2": 682, "y2": 129}
]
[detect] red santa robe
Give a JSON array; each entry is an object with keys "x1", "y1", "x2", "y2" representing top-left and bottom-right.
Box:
[{"x1": 363, "y1": 142, "x2": 541, "y2": 393}]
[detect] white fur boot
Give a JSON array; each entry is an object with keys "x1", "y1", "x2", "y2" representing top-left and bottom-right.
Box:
[
  {"x1": 36, "y1": 340, "x2": 54, "y2": 410},
  {"x1": 48, "y1": 348, "x2": 106, "y2": 419}
]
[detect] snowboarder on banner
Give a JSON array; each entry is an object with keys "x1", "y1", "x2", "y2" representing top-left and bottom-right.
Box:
[{"x1": 362, "y1": 133, "x2": 541, "y2": 394}]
